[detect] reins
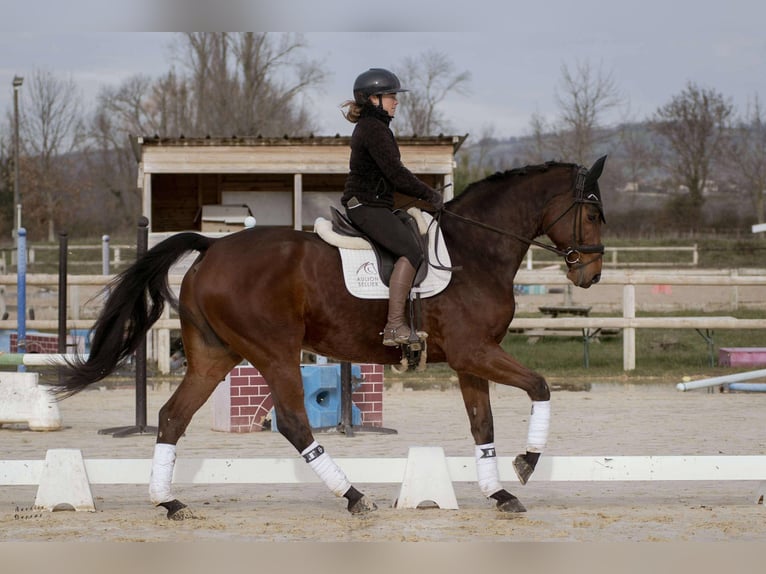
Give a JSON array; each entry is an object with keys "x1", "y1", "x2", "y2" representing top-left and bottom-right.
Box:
[
  {"x1": 436, "y1": 208, "x2": 572, "y2": 259},
  {"x1": 433, "y1": 165, "x2": 604, "y2": 268}
]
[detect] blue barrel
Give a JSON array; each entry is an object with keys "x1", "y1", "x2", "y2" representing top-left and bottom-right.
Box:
[
  {"x1": 271, "y1": 364, "x2": 362, "y2": 431},
  {"x1": 69, "y1": 329, "x2": 93, "y2": 354},
  {"x1": 726, "y1": 383, "x2": 766, "y2": 392}
]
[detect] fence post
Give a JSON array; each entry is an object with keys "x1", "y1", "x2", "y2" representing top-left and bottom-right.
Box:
[
  {"x1": 623, "y1": 284, "x2": 636, "y2": 371},
  {"x1": 101, "y1": 234, "x2": 110, "y2": 275},
  {"x1": 135, "y1": 218, "x2": 149, "y2": 430},
  {"x1": 97, "y1": 217, "x2": 156, "y2": 437},
  {"x1": 57, "y1": 232, "x2": 68, "y2": 357}
]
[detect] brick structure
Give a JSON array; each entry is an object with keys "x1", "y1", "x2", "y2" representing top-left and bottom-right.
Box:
[
  {"x1": 211, "y1": 363, "x2": 384, "y2": 433},
  {"x1": 8, "y1": 331, "x2": 88, "y2": 354},
  {"x1": 10, "y1": 332, "x2": 59, "y2": 353}
]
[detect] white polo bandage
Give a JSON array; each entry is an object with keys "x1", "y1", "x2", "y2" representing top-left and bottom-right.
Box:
[
  {"x1": 301, "y1": 441, "x2": 351, "y2": 497},
  {"x1": 475, "y1": 443, "x2": 503, "y2": 497},
  {"x1": 149, "y1": 443, "x2": 176, "y2": 504},
  {"x1": 526, "y1": 400, "x2": 551, "y2": 452}
]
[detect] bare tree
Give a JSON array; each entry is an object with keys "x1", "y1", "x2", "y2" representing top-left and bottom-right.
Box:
[
  {"x1": 651, "y1": 82, "x2": 733, "y2": 214},
  {"x1": 83, "y1": 95, "x2": 143, "y2": 231},
  {"x1": 0, "y1": 135, "x2": 12, "y2": 236},
  {"x1": 20, "y1": 69, "x2": 87, "y2": 241},
  {"x1": 396, "y1": 50, "x2": 471, "y2": 136},
  {"x1": 82, "y1": 33, "x2": 328, "y2": 233},
  {"x1": 528, "y1": 60, "x2": 622, "y2": 164},
  {"x1": 175, "y1": 32, "x2": 327, "y2": 136},
  {"x1": 617, "y1": 119, "x2": 659, "y2": 194},
  {"x1": 231, "y1": 33, "x2": 327, "y2": 136},
  {"x1": 726, "y1": 95, "x2": 766, "y2": 223},
  {"x1": 454, "y1": 125, "x2": 499, "y2": 194}
]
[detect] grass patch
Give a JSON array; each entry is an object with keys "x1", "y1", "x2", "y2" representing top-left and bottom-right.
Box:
[{"x1": 387, "y1": 310, "x2": 766, "y2": 388}]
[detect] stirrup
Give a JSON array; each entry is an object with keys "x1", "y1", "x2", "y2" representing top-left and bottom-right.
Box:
[{"x1": 382, "y1": 324, "x2": 411, "y2": 346}]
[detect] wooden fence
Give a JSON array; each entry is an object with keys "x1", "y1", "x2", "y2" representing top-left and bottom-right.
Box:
[
  {"x1": 525, "y1": 244, "x2": 699, "y2": 268},
  {"x1": 1, "y1": 269, "x2": 765, "y2": 373}
]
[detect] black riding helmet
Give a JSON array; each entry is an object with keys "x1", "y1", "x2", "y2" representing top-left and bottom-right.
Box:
[{"x1": 353, "y1": 68, "x2": 409, "y2": 105}]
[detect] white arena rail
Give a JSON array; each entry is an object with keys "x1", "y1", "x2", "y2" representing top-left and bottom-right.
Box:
[{"x1": 2, "y1": 448, "x2": 764, "y2": 512}]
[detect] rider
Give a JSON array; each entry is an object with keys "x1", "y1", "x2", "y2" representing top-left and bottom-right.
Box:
[{"x1": 341, "y1": 68, "x2": 443, "y2": 346}]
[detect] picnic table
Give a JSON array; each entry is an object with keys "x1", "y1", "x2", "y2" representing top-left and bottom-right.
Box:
[
  {"x1": 538, "y1": 305, "x2": 592, "y2": 317},
  {"x1": 525, "y1": 305, "x2": 618, "y2": 368}
]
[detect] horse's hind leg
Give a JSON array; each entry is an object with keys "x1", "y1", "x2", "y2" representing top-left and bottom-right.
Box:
[
  {"x1": 457, "y1": 372, "x2": 527, "y2": 513},
  {"x1": 149, "y1": 331, "x2": 241, "y2": 520},
  {"x1": 260, "y1": 361, "x2": 377, "y2": 515}
]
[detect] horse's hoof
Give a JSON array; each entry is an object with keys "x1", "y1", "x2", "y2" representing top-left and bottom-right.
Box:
[
  {"x1": 497, "y1": 497, "x2": 527, "y2": 513},
  {"x1": 513, "y1": 454, "x2": 534, "y2": 485},
  {"x1": 348, "y1": 495, "x2": 378, "y2": 515},
  {"x1": 159, "y1": 499, "x2": 195, "y2": 520},
  {"x1": 490, "y1": 489, "x2": 527, "y2": 513}
]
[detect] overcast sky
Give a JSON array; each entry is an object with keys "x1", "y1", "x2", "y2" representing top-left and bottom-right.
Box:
[{"x1": 1, "y1": 1, "x2": 764, "y2": 141}]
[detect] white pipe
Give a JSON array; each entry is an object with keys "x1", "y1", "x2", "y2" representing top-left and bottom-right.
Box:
[{"x1": 676, "y1": 368, "x2": 766, "y2": 392}]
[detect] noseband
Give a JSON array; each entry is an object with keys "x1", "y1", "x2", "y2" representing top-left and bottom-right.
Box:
[{"x1": 441, "y1": 166, "x2": 604, "y2": 269}]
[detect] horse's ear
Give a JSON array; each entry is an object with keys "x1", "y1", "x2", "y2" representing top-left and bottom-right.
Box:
[
  {"x1": 586, "y1": 155, "x2": 607, "y2": 184},
  {"x1": 587, "y1": 155, "x2": 606, "y2": 183}
]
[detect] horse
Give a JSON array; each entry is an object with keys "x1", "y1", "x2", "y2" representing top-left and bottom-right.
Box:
[{"x1": 56, "y1": 155, "x2": 607, "y2": 519}]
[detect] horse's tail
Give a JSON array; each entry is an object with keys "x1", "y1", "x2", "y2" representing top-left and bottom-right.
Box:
[{"x1": 55, "y1": 232, "x2": 214, "y2": 398}]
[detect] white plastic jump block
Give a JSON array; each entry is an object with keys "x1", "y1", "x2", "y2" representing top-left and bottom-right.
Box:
[
  {"x1": 0, "y1": 372, "x2": 62, "y2": 431},
  {"x1": 34, "y1": 449, "x2": 95, "y2": 512},
  {"x1": 395, "y1": 446, "x2": 459, "y2": 509}
]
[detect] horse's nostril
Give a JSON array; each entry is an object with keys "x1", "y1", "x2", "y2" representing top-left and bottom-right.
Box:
[{"x1": 592, "y1": 273, "x2": 601, "y2": 284}]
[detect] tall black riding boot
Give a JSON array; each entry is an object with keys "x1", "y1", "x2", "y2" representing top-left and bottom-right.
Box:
[{"x1": 382, "y1": 257, "x2": 417, "y2": 346}]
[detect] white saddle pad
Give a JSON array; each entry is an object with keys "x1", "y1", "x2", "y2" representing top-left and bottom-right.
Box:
[{"x1": 314, "y1": 209, "x2": 452, "y2": 300}]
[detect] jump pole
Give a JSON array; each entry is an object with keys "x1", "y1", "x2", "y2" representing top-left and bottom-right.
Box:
[
  {"x1": 15, "y1": 227, "x2": 27, "y2": 370},
  {"x1": 676, "y1": 368, "x2": 766, "y2": 392},
  {"x1": 0, "y1": 353, "x2": 85, "y2": 367}
]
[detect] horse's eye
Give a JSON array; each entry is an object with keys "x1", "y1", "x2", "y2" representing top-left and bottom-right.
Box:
[{"x1": 586, "y1": 212, "x2": 598, "y2": 223}]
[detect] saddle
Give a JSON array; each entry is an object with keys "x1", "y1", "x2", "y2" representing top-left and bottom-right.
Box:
[
  {"x1": 315, "y1": 206, "x2": 453, "y2": 372},
  {"x1": 329, "y1": 207, "x2": 429, "y2": 287}
]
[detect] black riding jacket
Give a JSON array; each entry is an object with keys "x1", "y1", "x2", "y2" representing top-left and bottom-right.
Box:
[{"x1": 342, "y1": 104, "x2": 437, "y2": 209}]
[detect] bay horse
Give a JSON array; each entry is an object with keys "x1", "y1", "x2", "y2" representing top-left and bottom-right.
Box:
[{"x1": 57, "y1": 156, "x2": 607, "y2": 519}]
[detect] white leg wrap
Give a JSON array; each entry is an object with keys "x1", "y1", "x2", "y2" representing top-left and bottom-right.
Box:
[
  {"x1": 526, "y1": 400, "x2": 551, "y2": 453},
  {"x1": 149, "y1": 443, "x2": 176, "y2": 505},
  {"x1": 475, "y1": 443, "x2": 503, "y2": 497},
  {"x1": 301, "y1": 441, "x2": 351, "y2": 498},
  {"x1": 527, "y1": 401, "x2": 551, "y2": 452}
]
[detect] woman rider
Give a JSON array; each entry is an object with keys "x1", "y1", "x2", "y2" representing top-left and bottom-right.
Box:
[{"x1": 341, "y1": 68, "x2": 443, "y2": 346}]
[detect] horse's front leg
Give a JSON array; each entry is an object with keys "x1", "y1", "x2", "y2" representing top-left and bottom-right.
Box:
[
  {"x1": 457, "y1": 372, "x2": 527, "y2": 513},
  {"x1": 263, "y1": 363, "x2": 377, "y2": 515},
  {"x1": 452, "y1": 343, "x2": 552, "y2": 499}
]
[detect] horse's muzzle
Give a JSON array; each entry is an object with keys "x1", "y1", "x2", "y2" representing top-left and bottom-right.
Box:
[{"x1": 567, "y1": 265, "x2": 601, "y2": 288}]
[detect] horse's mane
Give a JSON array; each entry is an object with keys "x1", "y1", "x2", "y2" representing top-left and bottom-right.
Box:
[{"x1": 463, "y1": 161, "x2": 578, "y2": 195}]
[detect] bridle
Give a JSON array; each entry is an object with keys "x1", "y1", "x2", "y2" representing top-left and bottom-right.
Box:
[{"x1": 438, "y1": 165, "x2": 605, "y2": 270}]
